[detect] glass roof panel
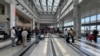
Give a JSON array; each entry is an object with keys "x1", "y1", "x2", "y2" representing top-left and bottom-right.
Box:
[
  {"x1": 43, "y1": 7, "x2": 47, "y2": 12},
  {"x1": 48, "y1": 0, "x2": 53, "y2": 6},
  {"x1": 32, "y1": 0, "x2": 61, "y2": 14},
  {"x1": 41, "y1": 0, "x2": 46, "y2": 6},
  {"x1": 48, "y1": 7, "x2": 51, "y2": 12},
  {"x1": 54, "y1": 0, "x2": 60, "y2": 6},
  {"x1": 35, "y1": 0, "x2": 40, "y2": 6},
  {"x1": 53, "y1": 7, "x2": 57, "y2": 12}
]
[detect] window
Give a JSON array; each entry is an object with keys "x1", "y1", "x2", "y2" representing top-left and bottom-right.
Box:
[
  {"x1": 97, "y1": 25, "x2": 100, "y2": 35},
  {"x1": 57, "y1": 24, "x2": 59, "y2": 27},
  {"x1": 97, "y1": 25, "x2": 100, "y2": 31},
  {"x1": 85, "y1": 17, "x2": 90, "y2": 23},
  {"x1": 91, "y1": 15, "x2": 96, "y2": 23},
  {"x1": 81, "y1": 18, "x2": 85, "y2": 24},
  {"x1": 64, "y1": 22, "x2": 67, "y2": 26},
  {"x1": 72, "y1": 21, "x2": 74, "y2": 26},
  {"x1": 84, "y1": 26, "x2": 90, "y2": 33},
  {"x1": 90, "y1": 25, "x2": 96, "y2": 34},
  {"x1": 97, "y1": 14, "x2": 100, "y2": 22},
  {"x1": 84, "y1": 26, "x2": 90, "y2": 30},
  {"x1": 90, "y1": 25, "x2": 96, "y2": 32},
  {"x1": 81, "y1": 26, "x2": 85, "y2": 33},
  {"x1": 0, "y1": 4, "x2": 5, "y2": 15}
]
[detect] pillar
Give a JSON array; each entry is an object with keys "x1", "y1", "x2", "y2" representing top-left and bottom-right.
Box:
[
  {"x1": 32, "y1": 19, "x2": 35, "y2": 29},
  {"x1": 54, "y1": 23, "x2": 57, "y2": 30},
  {"x1": 73, "y1": 0, "x2": 81, "y2": 38},
  {"x1": 59, "y1": 19, "x2": 64, "y2": 31},
  {"x1": 10, "y1": 0, "x2": 16, "y2": 29},
  {"x1": 37, "y1": 23, "x2": 40, "y2": 29}
]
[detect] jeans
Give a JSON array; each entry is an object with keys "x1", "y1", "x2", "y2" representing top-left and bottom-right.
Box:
[
  {"x1": 11, "y1": 38, "x2": 16, "y2": 46},
  {"x1": 64, "y1": 35, "x2": 68, "y2": 40},
  {"x1": 35, "y1": 34, "x2": 39, "y2": 43},
  {"x1": 22, "y1": 36, "x2": 27, "y2": 47}
]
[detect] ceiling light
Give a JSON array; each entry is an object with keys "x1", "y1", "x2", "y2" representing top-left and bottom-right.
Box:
[
  {"x1": 22, "y1": 8, "x2": 24, "y2": 10},
  {"x1": 16, "y1": 4, "x2": 19, "y2": 5}
]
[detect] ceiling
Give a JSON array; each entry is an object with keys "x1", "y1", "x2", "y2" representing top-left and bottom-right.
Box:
[{"x1": 32, "y1": 0, "x2": 61, "y2": 15}]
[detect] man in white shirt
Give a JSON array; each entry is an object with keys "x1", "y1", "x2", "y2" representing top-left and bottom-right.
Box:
[
  {"x1": 11, "y1": 27, "x2": 16, "y2": 47},
  {"x1": 64, "y1": 28, "x2": 68, "y2": 41}
]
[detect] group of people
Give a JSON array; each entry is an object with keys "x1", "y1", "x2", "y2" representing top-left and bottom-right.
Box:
[
  {"x1": 86, "y1": 29, "x2": 98, "y2": 43},
  {"x1": 63, "y1": 28, "x2": 99, "y2": 43},
  {"x1": 11, "y1": 27, "x2": 31, "y2": 47},
  {"x1": 64, "y1": 28, "x2": 76, "y2": 43}
]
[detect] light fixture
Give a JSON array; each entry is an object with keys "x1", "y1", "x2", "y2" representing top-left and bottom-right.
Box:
[
  {"x1": 22, "y1": 8, "x2": 24, "y2": 10},
  {"x1": 16, "y1": 4, "x2": 19, "y2": 6},
  {"x1": 26, "y1": 11, "x2": 28, "y2": 13}
]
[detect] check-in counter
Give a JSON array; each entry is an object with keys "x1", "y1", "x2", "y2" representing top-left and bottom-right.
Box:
[{"x1": 0, "y1": 31, "x2": 10, "y2": 40}]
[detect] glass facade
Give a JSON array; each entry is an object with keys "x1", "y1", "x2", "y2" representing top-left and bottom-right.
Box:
[
  {"x1": 64, "y1": 21, "x2": 73, "y2": 27},
  {"x1": 80, "y1": 14, "x2": 100, "y2": 35}
]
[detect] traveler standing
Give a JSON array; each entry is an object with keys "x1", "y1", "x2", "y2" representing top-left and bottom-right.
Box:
[
  {"x1": 85, "y1": 28, "x2": 90, "y2": 40},
  {"x1": 34, "y1": 27, "x2": 39, "y2": 44},
  {"x1": 11, "y1": 27, "x2": 16, "y2": 47},
  {"x1": 92, "y1": 29, "x2": 98, "y2": 43},
  {"x1": 27, "y1": 28, "x2": 31, "y2": 42},
  {"x1": 21, "y1": 28, "x2": 28, "y2": 47},
  {"x1": 16, "y1": 27, "x2": 23, "y2": 45},
  {"x1": 67, "y1": 28, "x2": 76, "y2": 43},
  {"x1": 64, "y1": 28, "x2": 68, "y2": 41}
]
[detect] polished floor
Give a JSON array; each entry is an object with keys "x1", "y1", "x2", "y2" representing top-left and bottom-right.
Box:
[{"x1": 0, "y1": 34, "x2": 100, "y2": 56}]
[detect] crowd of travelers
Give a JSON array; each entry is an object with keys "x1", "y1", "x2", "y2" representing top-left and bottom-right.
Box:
[
  {"x1": 10, "y1": 26, "x2": 99, "y2": 47},
  {"x1": 10, "y1": 26, "x2": 50, "y2": 47}
]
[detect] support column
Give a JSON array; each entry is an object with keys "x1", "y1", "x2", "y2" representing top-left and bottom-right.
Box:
[
  {"x1": 54, "y1": 23, "x2": 57, "y2": 30},
  {"x1": 58, "y1": 21, "x2": 61, "y2": 30},
  {"x1": 10, "y1": 0, "x2": 16, "y2": 29},
  {"x1": 37, "y1": 23, "x2": 40, "y2": 29},
  {"x1": 59, "y1": 19, "x2": 64, "y2": 31},
  {"x1": 73, "y1": 0, "x2": 81, "y2": 38},
  {"x1": 32, "y1": 19, "x2": 35, "y2": 29}
]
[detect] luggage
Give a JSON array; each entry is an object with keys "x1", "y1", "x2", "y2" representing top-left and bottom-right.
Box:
[
  {"x1": 87, "y1": 34, "x2": 95, "y2": 41},
  {"x1": 40, "y1": 34, "x2": 44, "y2": 40}
]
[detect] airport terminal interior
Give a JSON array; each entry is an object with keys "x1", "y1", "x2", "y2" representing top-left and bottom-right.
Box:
[{"x1": 1, "y1": 0, "x2": 100, "y2": 56}]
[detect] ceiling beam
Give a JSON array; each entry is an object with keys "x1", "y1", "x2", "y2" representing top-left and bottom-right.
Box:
[
  {"x1": 46, "y1": 0, "x2": 48, "y2": 13},
  {"x1": 31, "y1": 0, "x2": 39, "y2": 14},
  {"x1": 39, "y1": 0, "x2": 44, "y2": 13},
  {"x1": 51, "y1": 0, "x2": 55, "y2": 14}
]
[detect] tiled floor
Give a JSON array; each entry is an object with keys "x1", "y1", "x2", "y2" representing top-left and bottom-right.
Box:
[
  {"x1": 0, "y1": 39, "x2": 12, "y2": 48},
  {"x1": 30, "y1": 38, "x2": 48, "y2": 56},
  {"x1": 0, "y1": 38, "x2": 35, "y2": 56},
  {"x1": 1, "y1": 34, "x2": 100, "y2": 56},
  {"x1": 80, "y1": 37, "x2": 100, "y2": 46}
]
